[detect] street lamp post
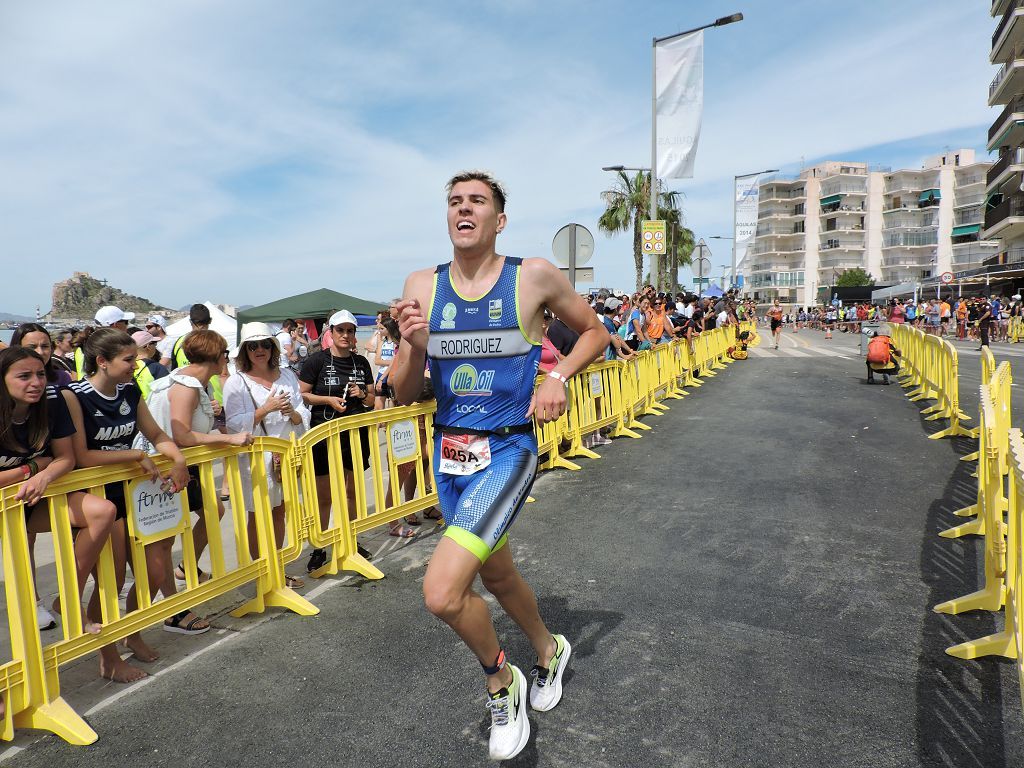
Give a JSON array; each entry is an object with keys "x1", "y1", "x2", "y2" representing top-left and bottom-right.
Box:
[
  {"x1": 650, "y1": 13, "x2": 743, "y2": 290},
  {"x1": 729, "y1": 168, "x2": 777, "y2": 291}
]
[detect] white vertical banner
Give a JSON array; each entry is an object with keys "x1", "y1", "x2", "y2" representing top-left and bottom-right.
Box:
[
  {"x1": 734, "y1": 175, "x2": 761, "y2": 279},
  {"x1": 655, "y1": 30, "x2": 703, "y2": 179}
]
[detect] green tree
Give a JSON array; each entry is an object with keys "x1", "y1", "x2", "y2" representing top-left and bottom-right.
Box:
[
  {"x1": 598, "y1": 170, "x2": 691, "y2": 291},
  {"x1": 835, "y1": 267, "x2": 875, "y2": 287}
]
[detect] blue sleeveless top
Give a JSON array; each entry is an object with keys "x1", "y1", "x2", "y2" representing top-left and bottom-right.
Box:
[{"x1": 427, "y1": 257, "x2": 541, "y2": 433}]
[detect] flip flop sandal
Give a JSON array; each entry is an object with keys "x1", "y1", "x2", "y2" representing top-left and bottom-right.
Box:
[
  {"x1": 285, "y1": 574, "x2": 305, "y2": 589},
  {"x1": 174, "y1": 563, "x2": 212, "y2": 583},
  {"x1": 404, "y1": 515, "x2": 422, "y2": 526},
  {"x1": 423, "y1": 508, "x2": 444, "y2": 521},
  {"x1": 389, "y1": 525, "x2": 417, "y2": 539},
  {"x1": 163, "y1": 610, "x2": 211, "y2": 635}
]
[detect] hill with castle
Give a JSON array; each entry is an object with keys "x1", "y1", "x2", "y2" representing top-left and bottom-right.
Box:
[{"x1": 45, "y1": 272, "x2": 174, "y2": 322}]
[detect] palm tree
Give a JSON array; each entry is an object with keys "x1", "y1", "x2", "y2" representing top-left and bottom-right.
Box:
[{"x1": 598, "y1": 170, "x2": 693, "y2": 291}]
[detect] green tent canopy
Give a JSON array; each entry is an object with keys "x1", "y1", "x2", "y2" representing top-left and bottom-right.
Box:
[{"x1": 236, "y1": 289, "x2": 386, "y2": 341}]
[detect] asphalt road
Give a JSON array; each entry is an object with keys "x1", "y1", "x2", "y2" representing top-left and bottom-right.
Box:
[{"x1": 4, "y1": 329, "x2": 1023, "y2": 767}]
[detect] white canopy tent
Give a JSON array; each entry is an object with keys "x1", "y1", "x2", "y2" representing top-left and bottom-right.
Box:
[{"x1": 164, "y1": 301, "x2": 240, "y2": 356}]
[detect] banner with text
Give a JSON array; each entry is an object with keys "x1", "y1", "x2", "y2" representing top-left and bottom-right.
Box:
[
  {"x1": 734, "y1": 175, "x2": 762, "y2": 286},
  {"x1": 655, "y1": 30, "x2": 704, "y2": 179}
]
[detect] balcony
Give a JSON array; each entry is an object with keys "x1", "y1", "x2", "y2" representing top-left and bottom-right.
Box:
[
  {"x1": 954, "y1": 174, "x2": 987, "y2": 188},
  {"x1": 989, "y1": 95, "x2": 1024, "y2": 146},
  {"x1": 995, "y1": 0, "x2": 1013, "y2": 18},
  {"x1": 817, "y1": 257, "x2": 863, "y2": 269},
  {"x1": 987, "y1": 145, "x2": 1024, "y2": 187},
  {"x1": 881, "y1": 254, "x2": 932, "y2": 268},
  {"x1": 989, "y1": 46, "x2": 1024, "y2": 105},
  {"x1": 954, "y1": 206, "x2": 984, "y2": 226},
  {"x1": 750, "y1": 244, "x2": 804, "y2": 256},
  {"x1": 756, "y1": 223, "x2": 804, "y2": 237},
  {"x1": 884, "y1": 217, "x2": 937, "y2": 230},
  {"x1": 883, "y1": 231, "x2": 939, "y2": 248},
  {"x1": 984, "y1": 192, "x2": 1024, "y2": 237},
  {"x1": 951, "y1": 241, "x2": 1001, "y2": 266},
  {"x1": 953, "y1": 191, "x2": 986, "y2": 207},
  {"x1": 820, "y1": 240, "x2": 864, "y2": 252},
  {"x1": 757, "y1": 208, "x2": 796, "y2": 220},
  {"x1": 992, "y1": 0, "x2": 1024, "y2": 63}
]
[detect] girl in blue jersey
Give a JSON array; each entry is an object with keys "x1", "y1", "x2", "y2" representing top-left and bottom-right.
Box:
[
  {"x1": 0, "y1": 347, "x2": 116, "y2": 637},
  {"x1": 63, "y1": 328, "x2": 191, "y2": 683}
]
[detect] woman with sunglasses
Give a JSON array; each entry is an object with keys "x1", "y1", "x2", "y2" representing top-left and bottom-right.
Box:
[
  {"x1": 141, "y1": 330, "x2": 253, "y2": 626},
  {"x1": 224, "y1": 323, "x2": 308, "y2": 586}
]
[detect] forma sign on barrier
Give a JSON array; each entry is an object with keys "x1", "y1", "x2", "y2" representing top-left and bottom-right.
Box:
[
  {"x1": 127, "y1": 476, "x2": 188, "y2": 543},
  {"x1": 388, "y1": 420, "x2": 418, "y2": 462}
]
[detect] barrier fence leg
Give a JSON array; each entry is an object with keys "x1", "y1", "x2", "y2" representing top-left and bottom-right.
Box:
[{"x1": 3, "y1": 505, "x2": 96, "y2": 745}]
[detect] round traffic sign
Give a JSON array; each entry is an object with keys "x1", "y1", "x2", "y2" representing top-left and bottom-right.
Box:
[
  {"x1": 940, "y1": 271, "x2": 954, "y2": 284},
  {"x1": 551, "y1": 223, "x2": 595, "y2": 267}
]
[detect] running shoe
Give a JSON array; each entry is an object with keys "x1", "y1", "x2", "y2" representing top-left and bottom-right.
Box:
[
  {"x1": 36, "y1": 599, "x2": 57, "y2": 631},
  {"x1": 486, "y1": 664, "x2": 530, "y2": 761},
  {"x1": 530, "y1": 634, "x2": 571, "y2": 712}
]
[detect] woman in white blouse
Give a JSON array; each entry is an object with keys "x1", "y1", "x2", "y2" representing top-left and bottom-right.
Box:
[{"x1": 223, "y1": 323, "x2": 309, "y2": 588}]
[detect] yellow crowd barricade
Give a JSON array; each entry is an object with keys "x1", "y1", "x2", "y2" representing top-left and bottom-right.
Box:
[
  {"x1": 0, "y1": 441, "x2": 316, "y2": 745},
  {"x1": 297, "y1": 401, "x2": 439, "y2": 581},
  {"x1": 0, "y1": 324, "x2": 754, "y2": 746},
  {"x1": 937, "y1": 362, "x2": 1016, "y2": 663},
  {"x1": 1010, "y1": 315, "x2": 1024, "y2": 343},
  {"x1": 890, "y1": 324, "x2": 973, "y2": 440}
]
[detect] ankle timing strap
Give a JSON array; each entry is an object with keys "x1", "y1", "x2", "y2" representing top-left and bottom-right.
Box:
[{"x1": 481, "y1": 650, "x2": 507, "y2": 676}]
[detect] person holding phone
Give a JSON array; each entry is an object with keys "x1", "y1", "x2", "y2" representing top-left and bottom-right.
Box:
[{"x1": 299, "y1": 310, "x2": 375, "y2": 572}]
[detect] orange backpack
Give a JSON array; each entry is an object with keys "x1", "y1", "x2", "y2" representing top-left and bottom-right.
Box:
[{"x1": 866, "y1": 335, "x2": 891, "y2": 365}]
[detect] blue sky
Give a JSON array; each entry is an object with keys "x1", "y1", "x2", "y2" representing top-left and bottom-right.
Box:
[{"x1": 0, "y1": 1, "x2": 996, "y2": 315}]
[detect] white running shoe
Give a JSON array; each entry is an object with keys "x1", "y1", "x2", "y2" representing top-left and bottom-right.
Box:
[
  {"x1": 487, "y1": 663, "x2": 530, "y2": 761},
  {"x1": 36, "y1": 599, "x2": 57, "y2": 631},
  {"x1": 530, "y1": 634, "x2": 572, "y2": 712}
]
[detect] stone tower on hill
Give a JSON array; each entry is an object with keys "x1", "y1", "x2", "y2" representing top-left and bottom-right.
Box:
[{"x1": 48, "y1": 272, "x2": 170, "y2": 320}]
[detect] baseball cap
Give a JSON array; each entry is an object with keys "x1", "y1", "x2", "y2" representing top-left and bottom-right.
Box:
[
  {"x1": 146, "y1": 314, "x2": 167, "y2": 329},
  {"x1": 131, "y1": 330, "x2": 156, "y2": 347},
  {"x1": 95, "y1": 305, "x2": 135, "y2": 326},
  {"x1": 605, "y1": 297, "x2": 621, "y2": 311},
  {"x1": 328, "y1": 309, "x2": 359, "y2": 329}
]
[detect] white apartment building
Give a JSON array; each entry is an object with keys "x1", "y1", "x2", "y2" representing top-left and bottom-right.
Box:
[
  {"x1": 984, "y1": 0, "x2": 1024, "y2": 272},
  {"x1": 741, "y1": 150, "x2": 995, "y2": 307}
]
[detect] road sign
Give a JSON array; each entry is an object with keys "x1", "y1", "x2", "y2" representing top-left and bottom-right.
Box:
[
  {"x1": 559, "y1": 267, "x2": 594, "y2": 284},
  {"x1": 940, "y1": 271, "x2": 954, "y2": 284},
  {"x1": 551, "y1": 223, "x2": 595, "y2": 289},
  {"x1": 692, "y1": 277, "x2": 710, "y2": 285},
  {"x1": 641, "y1": 220, "x2": 666, "y2": 255}
]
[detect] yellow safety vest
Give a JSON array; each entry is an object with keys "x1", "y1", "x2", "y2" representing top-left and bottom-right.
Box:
[
  {"x1": 133, "y1": 359, "x2": 157, "y2": 401},
  {"x1": 74, "y1": 347, "x2": 85, "y2": 379}
]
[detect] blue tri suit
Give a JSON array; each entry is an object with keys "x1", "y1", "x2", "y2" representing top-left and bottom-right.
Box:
[{"x1": 427, "y1": 256, "x2": 542, "y2": 562}]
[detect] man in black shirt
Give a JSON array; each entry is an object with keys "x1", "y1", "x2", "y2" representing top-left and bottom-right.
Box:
[
  {"x1": 545, "y1": 316, "x2": 580, "y2": 356},
  {"x1": 299, "y1": 309, "x2": 376, "y2": 570}
]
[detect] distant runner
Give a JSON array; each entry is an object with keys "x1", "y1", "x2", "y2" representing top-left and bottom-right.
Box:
[
  {"x1": 768, "y1": 299, "x2": 783, "y2": 349},
  {"x1": 392, "y1": 170, "x2": 606, "y2": 761}
]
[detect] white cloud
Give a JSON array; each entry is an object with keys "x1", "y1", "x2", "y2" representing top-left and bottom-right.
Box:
[{"x1": 0, "y1": 1, "x2": 1003, "y2": 312}]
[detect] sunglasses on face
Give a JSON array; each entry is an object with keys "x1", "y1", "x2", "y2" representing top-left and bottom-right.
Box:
[{"x1": 246, "y1": 339, "x2": 275, "y2": 350}]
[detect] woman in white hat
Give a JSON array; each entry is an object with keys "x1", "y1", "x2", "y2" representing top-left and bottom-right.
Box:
[{"x1": 223, "y1": 322, "x2": 310, "y2": 588}]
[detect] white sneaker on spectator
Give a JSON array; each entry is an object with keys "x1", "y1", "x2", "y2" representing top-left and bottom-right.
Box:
[
  {"x1": 487, "y1": 664, "x2": 530, "y2": 760},
  {"x1": 36, "y1": 599, "x2": 57, "y2": 631}
]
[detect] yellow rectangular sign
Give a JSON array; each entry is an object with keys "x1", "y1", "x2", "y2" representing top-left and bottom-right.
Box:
[{"x1": 641, "y1": 220, "x2": 666, "y2": 255}]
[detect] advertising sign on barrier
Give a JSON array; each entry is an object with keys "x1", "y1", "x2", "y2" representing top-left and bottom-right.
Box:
[
  {"x1": 388, "y1": 419, "x2": 419, "y2": 463},
  {"x1": 590, "y1": 372, "x2": 603, "y2": 397},
  {"x1": 127, "y1": 476, "x2": 188, "y2": 543}
]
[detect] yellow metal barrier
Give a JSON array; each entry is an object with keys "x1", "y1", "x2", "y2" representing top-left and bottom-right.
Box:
[
  {"x1": 0, "y1": 326, "x2": 754, "y2": 745},
  {"x1": 0, "y1": 441, "x2": 316, "y2": 744},
  {"x1": 1010, "y1": 316, "x2": 1024, "y2": 343},
  {"x1": 891, "y1": 324, "x2": 972, "y2": 439}
]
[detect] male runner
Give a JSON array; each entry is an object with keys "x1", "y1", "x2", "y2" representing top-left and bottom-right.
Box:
[
  {"x1": 392, "y1": 171, "x2": 606, "y2": 760},
  {"x1": 768, "y1": 299, "x2": 783, "y2": 349}
]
